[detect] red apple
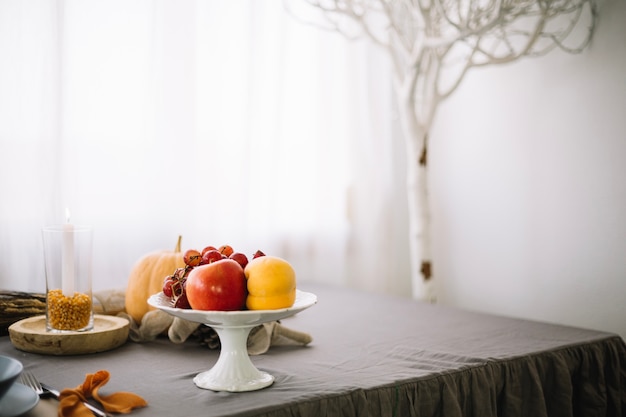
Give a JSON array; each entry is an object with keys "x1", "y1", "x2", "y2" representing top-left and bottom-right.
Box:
[{"x1": 185, "y1": 259, "x2": 247, "y2": 311}]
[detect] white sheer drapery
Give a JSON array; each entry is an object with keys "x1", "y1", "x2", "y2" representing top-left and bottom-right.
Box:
[{"x1": 0, "y1": 0, "x2": 411, "y2": 296}]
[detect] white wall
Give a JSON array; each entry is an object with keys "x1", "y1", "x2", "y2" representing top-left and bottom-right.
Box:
[{"x1": 429, "y1": 0, "x2": 626, "y2": 339}]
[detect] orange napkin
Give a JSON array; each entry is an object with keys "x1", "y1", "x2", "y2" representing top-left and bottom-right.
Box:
[{"x1": 58, "y1": 370, "x2": 147, "y2": 416}]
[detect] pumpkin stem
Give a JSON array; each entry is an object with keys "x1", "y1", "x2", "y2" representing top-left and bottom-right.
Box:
[{"x1": 175, "y1": 235, "x2": 182, "y2": 253}]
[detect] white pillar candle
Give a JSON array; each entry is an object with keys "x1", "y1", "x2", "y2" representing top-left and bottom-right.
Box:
[{"x1": 62, "y1": 210, "x2": 75, "y2": 297}]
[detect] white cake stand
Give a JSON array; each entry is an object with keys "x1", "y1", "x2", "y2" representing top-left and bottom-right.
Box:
[{"x1": 148, "y1": 290, "x2": 317, "y2": 392}]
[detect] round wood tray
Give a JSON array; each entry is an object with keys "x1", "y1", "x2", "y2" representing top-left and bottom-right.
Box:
[{"x1": 8, "y1": 315, "x2": 129, "y2": 355}]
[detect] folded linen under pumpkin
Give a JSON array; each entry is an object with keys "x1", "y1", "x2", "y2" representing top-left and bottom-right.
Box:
[
  {"x1": 117, "y1": 309, "x2": 312, "y2": 355},
  {"x1": 94, "y1": 288, "x2": 313, "y2": 354}
]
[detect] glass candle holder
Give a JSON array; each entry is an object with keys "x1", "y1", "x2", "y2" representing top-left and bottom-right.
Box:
[{"x1": 42, "y1": 225, "x2": 94, "y2": 332}]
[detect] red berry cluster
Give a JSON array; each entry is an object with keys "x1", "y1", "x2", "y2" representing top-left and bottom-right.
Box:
[{"x1": 162, "y1": 245, "x2": 265, "y2": 309}]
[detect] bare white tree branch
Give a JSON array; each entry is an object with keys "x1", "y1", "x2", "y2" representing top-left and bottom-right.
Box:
[{"x1": 286, "y1": 0, "x2": 597, "y2": 301}]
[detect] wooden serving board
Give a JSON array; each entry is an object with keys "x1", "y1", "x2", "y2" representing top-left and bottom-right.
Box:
[{"x1": 8, "y1": 315, "x2": 129, "y2": 355}]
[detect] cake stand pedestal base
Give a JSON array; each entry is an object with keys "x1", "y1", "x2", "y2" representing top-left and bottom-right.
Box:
[{"x1": 193, "y1": 324, "x2": 274, "y2": 392}]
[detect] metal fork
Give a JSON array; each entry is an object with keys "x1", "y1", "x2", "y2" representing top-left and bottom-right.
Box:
[
  {"x1": 18, "y1": 370, "x2": 44, "y2": 396},
  {"x1": 19, "y1": 370, "x2": 110, "y2": 417}
]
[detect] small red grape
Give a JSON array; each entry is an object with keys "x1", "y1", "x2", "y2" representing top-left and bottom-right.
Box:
[
  {"x1": 202, "y1": 249, "x2": 225, "y2": 264},
  {"x1": 218, "y1": 245, "x2": 234, "y2": 257},
  {"x1": 201, "y1": 246, "x2": 217, "y2": 256},
  {"x1": 174, "y1": 291, "x2": 191, "y2": 309},
  {"x1": 229, "y1": 252, "x2": 249, "y2": 269},
  {"x1": 162, "y1": 277, "x2": 175, "y2": 297},
  {"x1": 183, "y1": 249, "x2": 202, "y2": 267}
]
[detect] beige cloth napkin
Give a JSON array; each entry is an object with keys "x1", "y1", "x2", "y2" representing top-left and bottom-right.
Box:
[
  {"x1": 93, "y1": 289, "x2": 126, "y2": 315},
  {"x1": 116, "y1": 305, "x2": 312, "y2": 355},
  {"x1": 116, "y1": 310, "x2": 199, "y2": 344},
  {"x1": 247, "y1": 321, "x2": 313, "y2": 355},
  {"x1": 95, "y1": 288, "x2": 312, "y2": 354}
]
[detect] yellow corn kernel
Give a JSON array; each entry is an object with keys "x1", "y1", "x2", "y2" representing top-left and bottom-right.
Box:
[{"x1": 47, "y1": 289, "x2": 92, "y2": 330}]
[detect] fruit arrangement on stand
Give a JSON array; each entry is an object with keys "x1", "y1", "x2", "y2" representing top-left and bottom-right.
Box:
[
  {"x1": 144, "y1": 243, "x2": 315, "y2": 393},
  {"x1": 161, "y1": 244, "x2": 296, "y2": 312}
]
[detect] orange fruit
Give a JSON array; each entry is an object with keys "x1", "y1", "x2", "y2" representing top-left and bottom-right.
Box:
[{"x1": 244, "y1": 255, "x2": 296, "y2": 310}]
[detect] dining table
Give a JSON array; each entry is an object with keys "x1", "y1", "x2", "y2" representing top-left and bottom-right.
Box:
[{"x1": 0, "y1": 282, "x2": 624, "y2": 417}]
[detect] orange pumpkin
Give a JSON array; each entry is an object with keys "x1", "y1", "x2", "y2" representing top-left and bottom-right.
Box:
[{"x1": 125, "y1": 236, "x2": 185, "y2": 323}]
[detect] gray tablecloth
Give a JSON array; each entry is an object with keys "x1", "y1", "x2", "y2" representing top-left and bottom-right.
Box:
[{"x1": 1, "y1": 283, "x2": 624, "y2": 417}]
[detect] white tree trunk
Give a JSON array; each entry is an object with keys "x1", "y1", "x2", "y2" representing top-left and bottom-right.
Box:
[{"x1": 396, "y1": 88, "x2": 436, "y2": 302}]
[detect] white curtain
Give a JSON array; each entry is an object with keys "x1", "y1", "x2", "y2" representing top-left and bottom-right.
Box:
[{"x1": 0, "y1": 0, "x2": 411, "y2": 296}]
